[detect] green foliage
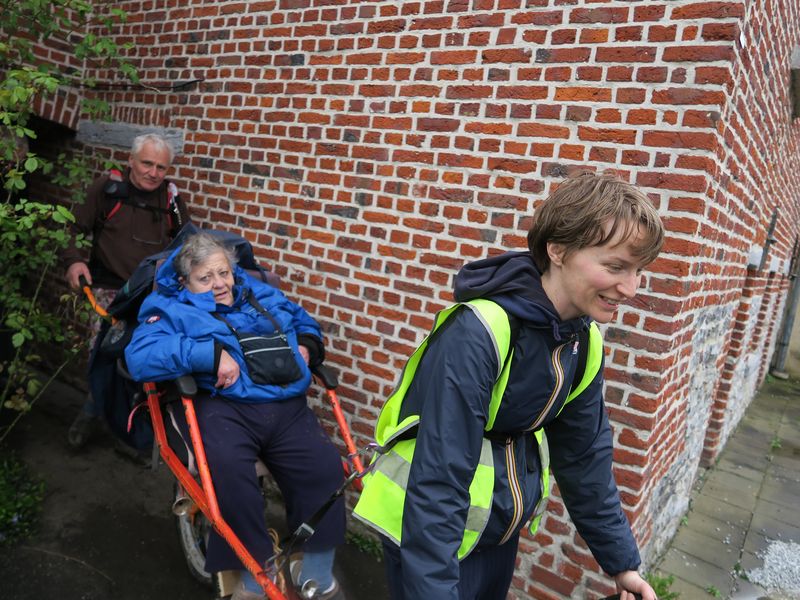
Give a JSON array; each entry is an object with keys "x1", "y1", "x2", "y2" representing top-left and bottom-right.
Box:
[
  {"x1": 644, "y1": 572, "x2": 680, "y2": 600},
  {"x1": 706, "y1": 585, "x2": 722, "y2": 597},
  {"x1": 770, "y1": 436, "x2": 782, "y2": 450},
  {"x1": 345, "y1": 530, "x2": 383, "y2": 561},
  {"x1": 0, "y1": 453, "x2": 44, "y2": 545},
  {"x1": 0, "y1": 1, "x2": 138, "y2": 441}
]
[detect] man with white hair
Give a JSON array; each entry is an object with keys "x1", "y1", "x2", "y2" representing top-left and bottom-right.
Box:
[{"x1": 62, "y1": 132, "x2": 191, "y2": 449}]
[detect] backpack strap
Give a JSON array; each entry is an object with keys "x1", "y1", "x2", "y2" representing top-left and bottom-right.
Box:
[
  {"x1": 99, "y1": 169, "x2": 177, "y2": 230},
  {"x1": 569, "y1": 327, "x2": 590, "y2": 397}
]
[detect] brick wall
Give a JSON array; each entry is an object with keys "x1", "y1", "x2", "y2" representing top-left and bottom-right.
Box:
[{"x1": 25, "y1": 0, "x2": 800, "y2": 598}]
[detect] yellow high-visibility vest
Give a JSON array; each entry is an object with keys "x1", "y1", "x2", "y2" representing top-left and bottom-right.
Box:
[{"x1": 353, "y1": 299, "x2": 602, "y2": 559}]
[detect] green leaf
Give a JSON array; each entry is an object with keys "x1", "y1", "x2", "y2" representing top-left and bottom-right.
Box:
[
  {"x1": 23, "y1": 157, "x2": 38, "y2": 172},
  {"x1": 11, "y1": 333, "x2": 25, "y2": 348}
]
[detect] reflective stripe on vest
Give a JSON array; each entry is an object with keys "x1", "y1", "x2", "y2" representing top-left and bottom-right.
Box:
[{"x1": 353, "y1": 300, "x2": 602, "y2": 558}]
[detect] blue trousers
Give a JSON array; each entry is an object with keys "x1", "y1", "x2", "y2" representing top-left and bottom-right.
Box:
[
  {"x1": 382, "y1": 533, "x2": 519, "y2": 600},
  {"x1": 174, "y1": 395, "x2": 346, "y2": 573}
]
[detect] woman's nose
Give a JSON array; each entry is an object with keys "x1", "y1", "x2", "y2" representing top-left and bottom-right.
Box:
[{"x1": 619, "y1": 271, "x2": 640, "y2": 298}]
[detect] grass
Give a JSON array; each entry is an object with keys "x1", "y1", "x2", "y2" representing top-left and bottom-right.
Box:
[
  {"x1": 345, "y1": 530, "x2": 383, "y2": 561},
  {"x1": 0, "y1": 453, "x2": 44, "y2": 546},
  {"x1": 644, "y1": 571, "x2": 680, "y2": 600}
]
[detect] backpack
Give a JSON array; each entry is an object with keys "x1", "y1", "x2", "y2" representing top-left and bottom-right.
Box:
[{"x1": 100, "y1": 169, "x2": 183, "y2": 237}]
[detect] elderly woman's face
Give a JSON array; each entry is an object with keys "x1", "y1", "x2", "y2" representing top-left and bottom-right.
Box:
[{"x1": 183, "y1": 251, "x2": 235, "y2": 306}]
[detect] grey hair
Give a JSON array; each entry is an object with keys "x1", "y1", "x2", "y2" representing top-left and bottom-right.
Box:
[
  {"x1": 131, "y1": 133, "x2": 174, "y2": 163},
  {"x1": 173, "y1": 233, "x2": 238, "y2": 280}
]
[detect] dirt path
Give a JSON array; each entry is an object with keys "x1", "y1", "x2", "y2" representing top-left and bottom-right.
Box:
[{"x1": 0, "y1": 378, "x2": 387, "y2": 599}]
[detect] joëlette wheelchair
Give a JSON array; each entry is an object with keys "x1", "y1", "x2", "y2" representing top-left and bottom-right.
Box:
[{"x1": 81, "y1": 226, "x2": 367, "y2": 599}]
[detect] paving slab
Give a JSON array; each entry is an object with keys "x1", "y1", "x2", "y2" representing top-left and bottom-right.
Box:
[
  {"x1": 700, "y1": 470, "x2": 761, "y2": 511},
  {"x1": 748, "y1": 512, "x2": 800, "y2": 545},
  {"x1": 672, "y1": 526, "x2": 742, "y2": 571},
  {"x1": 752, "y1": 498, "x2": 797, "y2": 528},
  {"x1": 692, "y1": 493, "x2": 753, "y2": 529},
  {"x1": 668, "y1": 575, "x2": 722, "y2": 599},
  {"x1": 716, "y1": 457, "x2": 770, "y2": 483},
  {"x1": 657, "y1": 547, "x2": 734, "y2": 594},
  {"x1": 681, "y1": 511, "x2": 748, "y2": 549},
  {"x1": 759, "y1": 473, "x2": 800, "y2": 509}
]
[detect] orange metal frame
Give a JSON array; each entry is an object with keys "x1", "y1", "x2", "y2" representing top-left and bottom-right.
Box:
[{"x1": 145, "y1": 382, "x2": 286, "y2": 599}]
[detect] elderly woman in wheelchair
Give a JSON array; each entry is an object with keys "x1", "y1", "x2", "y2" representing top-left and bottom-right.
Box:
[{"x1": 125, "y1": 232, "x2": 346, "y2": 600}]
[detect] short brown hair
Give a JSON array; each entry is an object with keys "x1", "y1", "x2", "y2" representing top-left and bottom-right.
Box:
[{"x1": 527, "y1": 172, "x2": 664, "y2": 272}]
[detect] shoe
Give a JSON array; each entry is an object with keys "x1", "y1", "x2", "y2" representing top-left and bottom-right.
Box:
[
  {"x1": 290, "y1": 560, "x2": 345, "y2": 600},
  {"x1": 230, "y1": 581, "x2": 266, "y2": 600},
  {"x1": 313, "y1": 579, "x2": 345, "y2": 600},
  {"x1": 67, "y1": 410, "x2": 100, "y2": 449},
  {"x1": 113, "y1": 439, "x2": 151, "y2": 467}
]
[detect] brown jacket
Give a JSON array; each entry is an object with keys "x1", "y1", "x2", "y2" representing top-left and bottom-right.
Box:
[{"x1": 62, "y1": 169, "x2": 191, "y2": 288}]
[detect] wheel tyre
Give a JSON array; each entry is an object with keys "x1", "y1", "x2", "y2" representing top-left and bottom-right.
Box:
[{"x1": 174, "y1": 482, "x2": 214, "y2": 588}]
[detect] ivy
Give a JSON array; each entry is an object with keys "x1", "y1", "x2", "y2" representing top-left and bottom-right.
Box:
[{"x1": 0, "y1": 1, "x2": 138, "y2": 442}]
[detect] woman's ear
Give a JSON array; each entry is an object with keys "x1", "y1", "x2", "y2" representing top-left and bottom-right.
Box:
[{"x1": 546, "y1": 242, "x2": 566, "y2": 268}]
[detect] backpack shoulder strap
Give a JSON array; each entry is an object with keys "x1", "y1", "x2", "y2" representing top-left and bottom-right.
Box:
[
  {"x1": 100, "y1": 169, "x2": 128, "y2": 224},
  {"x1": 563, "y1": 322, "x2": 603, "y2": 407}
]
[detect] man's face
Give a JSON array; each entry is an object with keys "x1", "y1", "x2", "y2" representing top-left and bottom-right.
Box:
[
  {"x1": 128, "y1": 142, "x2": 171, "y2": 192},
  {"x1": 545, "y1": 221, "x2": 649, "y2": 324}
]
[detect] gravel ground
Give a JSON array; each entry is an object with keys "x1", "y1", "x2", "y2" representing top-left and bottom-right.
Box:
[{"x1": 747, "y1": 541, "x2": 800, "y2": 599}]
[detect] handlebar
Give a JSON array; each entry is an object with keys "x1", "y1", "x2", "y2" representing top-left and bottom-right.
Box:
[
  {"x1": 311, "y1": 364, "x2": 338, "y2": 390},
  {"x1": 79, "y1": 275, "x2": 114, "y2": 323}
]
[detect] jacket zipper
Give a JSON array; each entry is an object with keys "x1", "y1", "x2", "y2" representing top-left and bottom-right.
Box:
[
  {"x1": 526, "y1": 342, "x2": 569, "y2": 432},
  {"x1": 499, "y1": 436, "x2": 524, "y2": 544}
]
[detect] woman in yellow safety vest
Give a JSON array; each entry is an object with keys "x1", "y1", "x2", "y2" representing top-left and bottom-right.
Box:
[{"x1": 354, "y1": 172, "x2": 664, "y2": 600}]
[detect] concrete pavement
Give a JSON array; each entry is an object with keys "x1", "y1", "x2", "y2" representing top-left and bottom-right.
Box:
[{"x1": 654, "y1": 376, "x2": 800, "y2": 600}]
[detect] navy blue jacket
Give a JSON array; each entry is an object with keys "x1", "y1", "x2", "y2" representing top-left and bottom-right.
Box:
[
  {"x1": 124, "y1": 244, "x2": 322, "y2": 403},
  {"x1": 397, "y1": 251, "x2": 641, "y2": 598}
]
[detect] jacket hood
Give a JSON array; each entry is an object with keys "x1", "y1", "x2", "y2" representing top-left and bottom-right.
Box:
[
  {"x1": 154, "y1": 244, "x2": 246, "y2": 312},
  {"x1": 453, "y1": 251, "x2": 590, "y2": 339}
]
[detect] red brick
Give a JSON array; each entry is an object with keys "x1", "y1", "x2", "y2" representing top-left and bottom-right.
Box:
[
  {"x1": 652, "y1": 87, "x2": 726, "y2": 106},
  {"x1": 595, "y1": 46, "x2": 656, "y2": 62},
  {"x1": 430, "y1": 50, "x2": 478, "y2": 64},
  {"x1": 482, "y1": 48, "x2": 533, "y2": 63},
  {"x1": 554, "y1": 87, "x2": 612, "y2": 101},
  {"x1": 664, "y1": 45, "x2": 734, "y2": 62},
  {"x1": 518, "y1": 123, "x2": 571, "y2": 139},
  {"x1": 569, "y1": 7, "x2": 629, "y2": 23},
  {"x1": 672, "y1": 1, "x2": 746, "y2": 19},
  {"x1": 578, "y1": 126, "x2": 637, "y2": 144},
  {"x1": 642, "y1": 130, "x2": 717, "y2": 150}
]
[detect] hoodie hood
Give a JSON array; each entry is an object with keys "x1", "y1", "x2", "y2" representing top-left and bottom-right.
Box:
[
  {"x1": 453, "y1": 251, "x2": 590, "y2": 339},
  {"x1": 154, "y1": 244, "x2": 246, "y2": 312}
]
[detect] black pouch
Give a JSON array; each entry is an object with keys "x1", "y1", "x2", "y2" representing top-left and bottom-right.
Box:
[
  {"x1": 236, "y1": 331, "x2": 303, "y2": 385},
  {"x1": 214, "y1": 294, "x2": 304, "y2": 386}
]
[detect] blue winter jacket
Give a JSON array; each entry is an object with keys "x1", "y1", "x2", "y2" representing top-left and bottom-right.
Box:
[
  {"x1": 124, "y1": 245, "x2": 322, "y2": 402},
  {"x1": 396, "y1": 251, "x2": 641, "y2": 599}
]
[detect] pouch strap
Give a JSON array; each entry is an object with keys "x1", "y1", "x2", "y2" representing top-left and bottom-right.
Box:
[{"x1": 211, "y1": 291, "x2": 284, "y2": 335}]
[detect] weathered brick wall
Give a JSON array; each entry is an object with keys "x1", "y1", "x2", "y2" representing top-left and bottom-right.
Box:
[{"x1": 23, "y1": 0, "x2": 800, "y2": 598}]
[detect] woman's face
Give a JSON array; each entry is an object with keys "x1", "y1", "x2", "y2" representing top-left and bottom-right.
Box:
[
  {"x1": 183, "y1": 251, "x2": 235, "y2": 306},
  {"x1": 543, "y1": 221, "x2": 648, "y2": 324}
]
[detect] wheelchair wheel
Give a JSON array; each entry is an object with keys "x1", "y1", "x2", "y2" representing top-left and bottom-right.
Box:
[{"x1": 174, "y1": 481, "x2": 213, "y2": 588}]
